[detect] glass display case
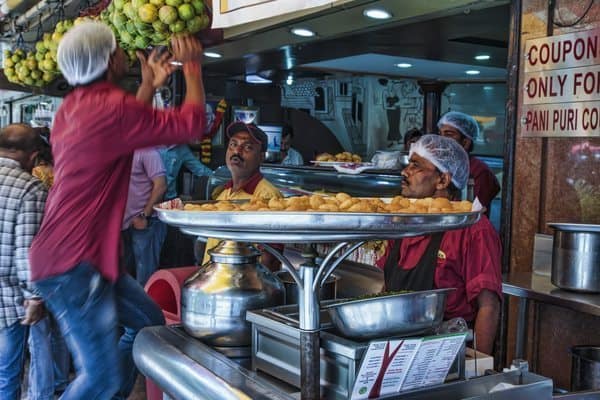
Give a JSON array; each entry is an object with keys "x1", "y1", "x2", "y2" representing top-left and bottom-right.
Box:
[{"x1": 206, "y1": 164, "x2": 404, "y2": 199}]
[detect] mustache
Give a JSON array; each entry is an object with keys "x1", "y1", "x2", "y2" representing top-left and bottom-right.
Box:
[{"x1": 230, "y1": 154, "x2": 244, "y2": 162}]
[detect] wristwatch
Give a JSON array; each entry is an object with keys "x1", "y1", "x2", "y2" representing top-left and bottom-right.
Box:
[{"x1": 138, "y1": 211, "x2": 148, "y2": 219}]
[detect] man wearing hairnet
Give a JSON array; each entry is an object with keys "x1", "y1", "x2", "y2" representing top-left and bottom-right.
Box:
[
  {"x1": 28, "y1": 21, "x2": 208, "y2": 399},
  {"x1": 377, "y1": 135, "x2": 502, "y2": 354},
  {"x1": 438, "y1": 111, "x2": 501, "y2": 214}
]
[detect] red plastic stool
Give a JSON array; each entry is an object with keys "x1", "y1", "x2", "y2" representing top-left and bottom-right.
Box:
[{"x1": 144, "y1": 266, "x2": 197, "y2": 400}]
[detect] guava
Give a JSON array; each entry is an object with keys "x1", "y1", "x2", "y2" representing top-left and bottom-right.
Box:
[
  {"x1": 158, "y1": 5, "x2": 178, "y2": 24},
  {"x1": 169, "y1": 20, "x2": 185, "y2": 33},
  {"x1": 177, "y1": 4, "x2": 194, "y2": 20}
]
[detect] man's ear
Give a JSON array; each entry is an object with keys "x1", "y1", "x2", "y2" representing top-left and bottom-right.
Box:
[
  {"x1": 462, "y1": 137, "x2": 472, "y2": 150},
  {"x1": 29, "y1": 150, "x2": 40, "y2": 165},
  {"x1": 436, "y1": 172, "x2": 452, "y2": 191}
]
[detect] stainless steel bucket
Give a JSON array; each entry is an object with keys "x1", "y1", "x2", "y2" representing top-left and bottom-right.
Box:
[
  {"x1": 571, "y1": 346, "x2": 600, "y2": 391},
  {"x1": 549, "y1": 223, "x2": 600, "y2": 293}
]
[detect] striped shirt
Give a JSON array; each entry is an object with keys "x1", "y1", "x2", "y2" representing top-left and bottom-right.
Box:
[{"x1": 0, "y1": 157, "x2": 47, "y2": 328}]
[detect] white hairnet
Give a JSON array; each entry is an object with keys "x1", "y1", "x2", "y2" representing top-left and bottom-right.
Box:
[
  {"x1": 437, "y1": 111, "x2": 479, "y2": 141},
  {"x1": 57, "y1": 21, "x2": 116, "y2": 86},
  {"x1": 409, "y1": 134, "x2": 470, "y2": 189}
]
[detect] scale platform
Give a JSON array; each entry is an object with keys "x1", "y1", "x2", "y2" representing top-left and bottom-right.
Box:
[{"x1": 247, "y1": 304, "x2": 465, "y2": 400}]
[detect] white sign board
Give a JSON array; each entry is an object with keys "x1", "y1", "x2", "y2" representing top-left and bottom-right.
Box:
[
  {"x1": 520, "y1": 27, "x2": 600, "y2": 137},
  {"x1": 212, "y1": 0, "x2": 337, "y2": 28}
]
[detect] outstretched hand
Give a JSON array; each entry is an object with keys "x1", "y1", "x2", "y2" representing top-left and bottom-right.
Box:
[{"x1": 137, "y1": 48, "x2": 177, "y2": 89}]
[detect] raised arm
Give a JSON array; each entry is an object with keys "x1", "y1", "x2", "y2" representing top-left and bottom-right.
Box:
[{"x1": 171, "y1": 35, "x2": 205, "y2": 107}]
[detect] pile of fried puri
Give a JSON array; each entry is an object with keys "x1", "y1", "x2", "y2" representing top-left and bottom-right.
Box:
[
  {"x1": 183, "y1": 193, "x2": 473, "y2": 214},
  {"x1": 315, "y1": 152, "x2": 362, "y2": 163}
]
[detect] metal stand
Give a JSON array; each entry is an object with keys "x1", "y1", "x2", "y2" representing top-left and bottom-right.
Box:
[
  {"x1": 262, "y1": 242, "x2": 364, "y2": 399},
  {"x1": 158, "y1": 205, "x2": 482, "y2": 400}
]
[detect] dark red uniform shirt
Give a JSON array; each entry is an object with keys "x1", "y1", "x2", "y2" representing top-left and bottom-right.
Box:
[
  {"x1": 376, "y1": 216, "x2": 502, "y2": 322},
  {"x1": 29, "y1": 82, "x2": 206, "y2": 282},
  {"x1": 470, "y1": 156, "x2": 500, "y2": 212}
]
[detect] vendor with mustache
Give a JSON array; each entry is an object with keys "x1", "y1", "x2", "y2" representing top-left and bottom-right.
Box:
[
  {"x1": 376, "y1": 135, "x2": 502, "y2": 354},
  {"x1": 202, "y1": 122, "x2": 282, "y2": 269}
]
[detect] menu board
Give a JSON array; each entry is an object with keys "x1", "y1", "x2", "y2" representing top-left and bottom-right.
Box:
[{"x1": 350, "y1": 333, "x2": 467, "y2": 400}]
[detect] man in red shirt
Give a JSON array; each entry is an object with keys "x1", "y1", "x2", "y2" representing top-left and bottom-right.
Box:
[
  {"x1": 377, "y1": 135, "x2": 502, "y2": 355},
  {"x1": 437, "y1": 111, "x2": 501, "y2": 214},
  {"x1": 29, "y1": 21, "x2": 207, "y2": 399}
]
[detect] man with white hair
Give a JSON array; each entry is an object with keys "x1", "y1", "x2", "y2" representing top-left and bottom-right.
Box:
[
  {"x1": 29, "y1": 21, "x2": 208, "y2": 399},
  {"x1": 438, "y1": 111, "x2": 501, "y2": 213},
  {"x1": 377, "y1": 135, "x2": 502, "y2": 354}
]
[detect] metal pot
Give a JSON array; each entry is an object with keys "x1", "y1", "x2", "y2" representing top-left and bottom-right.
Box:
[
  {"x1": 550, "y1": 223, "x2": 600, "y2": 293},
  {"x1": 275, "y1": 270, "x2": 339, "y2": 304},
  {"x1": 570, "y1": 345, "x2": 600, "y2": 391},
  {"x1": 181, "y1": 240, "x2": 285, "y2": 346}
]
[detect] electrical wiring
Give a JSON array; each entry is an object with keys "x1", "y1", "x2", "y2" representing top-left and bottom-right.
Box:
[{"x1": 553, "y1": 0, "x2": 595, "y2": 28}]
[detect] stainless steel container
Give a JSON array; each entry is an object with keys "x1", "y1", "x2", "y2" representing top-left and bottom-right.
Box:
[
  {"x1": 549, "y1": 223, "x2": 600, "y2": 293},
  {"x1": 571, "y1": 346, "x2": 600, "y2": 391},
  {"x1": 275, "y1": 270, "x2": 339, "y2": 304},
  {"x1": 323, "y1": 288, "x2": 452, "y2": 340},
  {"x1": 181, "y1": 240, "x2": 285, "y2": 346}
]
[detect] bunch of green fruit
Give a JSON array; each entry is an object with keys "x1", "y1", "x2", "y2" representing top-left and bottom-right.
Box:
[
  {"x1": 100, "y1": 0, "x2": 209, "y2": 57},
  {"x1": 3, "y1": 48, "x2": 54, "y2": 87},
  {"x1": 2, "y1": 17, "x2": 93, "y2": 87}
]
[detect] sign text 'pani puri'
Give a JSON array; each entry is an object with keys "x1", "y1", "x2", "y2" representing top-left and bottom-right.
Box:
[{"x1": 520, "y1": 27, "x2": 600, "y2": 137}]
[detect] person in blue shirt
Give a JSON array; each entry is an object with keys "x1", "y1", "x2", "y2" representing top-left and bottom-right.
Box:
[
  {"x1": 159, "y1": 144, "x2": 213, "y2": 268},
  {"x1": 159, "y1": 144, "x2": 213, "y2": 200}
]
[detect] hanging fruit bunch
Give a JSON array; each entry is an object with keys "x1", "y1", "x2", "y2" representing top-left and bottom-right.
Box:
[
  {"x1": 2, "y1": 16, "x2": 97, "y2": 87},
  {"x1": 99, "y1": 0, "x2": 210, "y2": 64}
]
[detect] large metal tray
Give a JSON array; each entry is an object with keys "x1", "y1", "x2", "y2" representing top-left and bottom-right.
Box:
[{"x1": 155, "y1": 200, "x2": 483, "y2": 243}]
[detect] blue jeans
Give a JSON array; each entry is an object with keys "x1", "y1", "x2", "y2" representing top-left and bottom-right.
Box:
[
  {"x1": 0, "y1": 318, "x2": 58, "y2": 400},
  {"x1": 27, "y1": 316, "x2": 57, "y2": 400},
  {"x1": 122, "y1": 217, "x2": 167, "y2": 286},
  {"x1": 0, "y1": 321, "x2": 26, "y2": 399},
  {"x1": 34, "y1": 262, "x2": 165, "y2": 400},
  {"x1": 49, "y1": 315, "x2": 70, "y2": 392}
]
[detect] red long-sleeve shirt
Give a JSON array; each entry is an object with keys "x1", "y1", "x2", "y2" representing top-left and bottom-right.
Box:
[{"x1": 29, "y1": 82, "x2": 206, "y2": 282}]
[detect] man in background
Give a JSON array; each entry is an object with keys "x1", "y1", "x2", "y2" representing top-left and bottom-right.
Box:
[
  {"x1": 0, "y1": 124, "x2": 49, "y2": 399},
  {"x1": 122, "y1": 148, "x2": 167, "y2": 286},
  {"x1": 160, "y1": 144, "x2": 213, "y2": 200},
  {"x1": 280, "y1": 124, "x2": 304, "y2": 166},
  {"x1": 437, "y1": 111, "x2": 500, "y2": 212},
  {"x1": 203, "y1": 122, "x2": 282, "y2": 270}
]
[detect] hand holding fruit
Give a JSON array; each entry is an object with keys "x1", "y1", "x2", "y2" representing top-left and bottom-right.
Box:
[{"x1": 171, "y1": 34, "x2": 203, "y2": 64}]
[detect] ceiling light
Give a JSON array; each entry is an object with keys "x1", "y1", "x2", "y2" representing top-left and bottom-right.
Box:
[
  {"x1": 395, "y1": 63, "x2": 412, "y2": 68},
  {"x1": 483, "y1": 85, "x2": 494, "y2": 91},
  {"x1": 475, "y1": 54, "x2": 491, "y2": 61},
  {"x1": 465, "y1": 70, "x2": 481, "y2": 75},
  {"x1": 291, "y1": 28, "x2": 316, "y2": 37},
  {"x1": 245, "y1": 74, "x2": 272, "y2": 84},
  {"x1": 363, "y1": 8, "x2": 392, "y2": 19},
  {"x1": 204, "y1": 51, "x2": 222, "y2": 58}
]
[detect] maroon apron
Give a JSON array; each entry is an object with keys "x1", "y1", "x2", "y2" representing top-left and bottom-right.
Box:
[{"x1": 383, "y1": 233, "x2": 444, "y2": 291}]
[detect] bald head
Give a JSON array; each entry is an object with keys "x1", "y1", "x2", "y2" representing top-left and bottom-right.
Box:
[{"x1": 0, "y1": 123, "x2": 45, "y2": 172}]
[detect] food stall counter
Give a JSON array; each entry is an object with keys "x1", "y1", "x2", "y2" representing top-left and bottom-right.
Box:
[{"x1": 502, "y1": 272, "x2": 600, "y2": 361}]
